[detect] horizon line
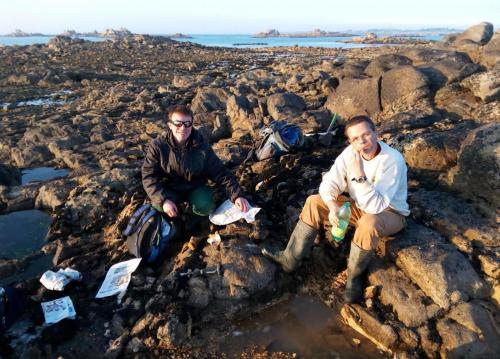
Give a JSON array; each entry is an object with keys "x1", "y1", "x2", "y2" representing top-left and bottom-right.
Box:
[{"x1": 1, "y1": 26, "x2": 472, "y2": 37}]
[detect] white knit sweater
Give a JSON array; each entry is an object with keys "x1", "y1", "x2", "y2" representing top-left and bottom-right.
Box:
[{"x1": 319, "y1": 141, "x2": 410, "y2": 216}]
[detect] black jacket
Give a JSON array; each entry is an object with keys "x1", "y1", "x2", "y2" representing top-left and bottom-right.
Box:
[{"x1": 141, "y1": 128, "x2": 242, "y2": 207}]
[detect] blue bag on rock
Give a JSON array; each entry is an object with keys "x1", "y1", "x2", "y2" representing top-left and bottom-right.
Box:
[
  {"x1": 122, "y1": 204, "x2": 175, "y2": 263},
  {"x1": 253, "y1": 121, "x2": 304, "y2": 161}
]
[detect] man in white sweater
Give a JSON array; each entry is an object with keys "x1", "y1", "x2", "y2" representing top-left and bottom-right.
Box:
[{"x1": 263, "y1": 115, "x2": 409, "y2": 303}]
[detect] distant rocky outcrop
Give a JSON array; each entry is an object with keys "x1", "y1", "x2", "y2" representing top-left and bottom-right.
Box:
[
  {"x1": 59, "y1": 27, "x2": 136, "y2": 39},
  {"x1": 60, "y1": 29, "x2": 100, "y2": 37},
  {"x1": 101, "y1": 27, "x2": 132, "y2": 38},
  {"x1": 4, "y1": 29, "x2": 47, "y2": 37},
  {"x1": 254, "y1": 29, "x2": 281, "y2": 37},
  {"x1": 254, "y1": 28, "x2": 356, "y2": 38},
  {"x1": 347, "y1": 32, "x2": 432, "y2": 45},
  {"x1": 169, "y1": 33, "x2": 193, "y2": 39}
]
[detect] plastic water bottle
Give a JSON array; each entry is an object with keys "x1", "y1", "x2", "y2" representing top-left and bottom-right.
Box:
[{"x1": 331, "y1": 202, "x2": 351, "y2": 242}]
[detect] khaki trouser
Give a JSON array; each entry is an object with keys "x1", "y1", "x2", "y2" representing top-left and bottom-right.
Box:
[{"x1": 299, "y1": 194, "x2": 406, "y2": 250}]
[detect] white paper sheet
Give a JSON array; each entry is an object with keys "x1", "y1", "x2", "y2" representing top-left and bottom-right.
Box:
[
  {"x1": 41, "y1": 296, "x2": 76, "y2": 324},
  {"x1": 209, "y1": 199, "x2": 261, "y2": 225},
  {"x1": 95, "y1": 258, "x2": 142, "y2": 299}
]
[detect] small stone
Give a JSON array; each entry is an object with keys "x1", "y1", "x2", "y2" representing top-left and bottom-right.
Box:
[{"x1": 364, "y1": 285, "x2": 378, "y2": 299}]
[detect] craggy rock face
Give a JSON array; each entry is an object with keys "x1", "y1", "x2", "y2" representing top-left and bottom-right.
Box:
[
  {"x1": 447, "y1": 122, "x2": 500, "y2": 208},
  {"x1": 325, "y1": 76, "x2": 381, "y2": 120},
  {"x1": 442, "y1": 22, "x2": 498, "y2": 66},
  {"x1": 380, "y1": 65, "x2": 430, "y2": 111},
  {"x1": 385, "y1": 223, "x2": 489, "y2": 310},
  {"x1": 461, "y1": 69, "x2": 500, "y2": 103},
  {"x1": 266, "y1": 92, "x2": 306, "y2": 121},
  {"x1": 368, "y1": 262, "x2": 442, "y2": 327},
  {"x1": 445, "y1": 22, "x2": 494, "y2": 46},
  {"x1": 0, "y1": 164, "x2": 21, "y2": 186},
  {"x1": 437, "y1": 301, "x2": 500, "y2": 358},
  {"x1": 1, "y1": 23, "x2": 499, "y2": 357},
  {"x1": 402, "y1": 121, "x2": 478, "y2": 172},
  {"x1": 364, "y1": 54, "x2": 413, "y2": 77},
  {"x1": 482, "y1": 30, "x2": 500, "y2": 68}
]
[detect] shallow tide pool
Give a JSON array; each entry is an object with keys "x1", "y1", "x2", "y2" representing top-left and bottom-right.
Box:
[
  {"x1": 21, "y1": 167, "x2": 70, "y2": 185},
  {"x1": 0, "y1": 209, "x2": 51, "y2": 259},
  {"x1": 221, "y1": 295, "x2": 385, "y2": 358}
]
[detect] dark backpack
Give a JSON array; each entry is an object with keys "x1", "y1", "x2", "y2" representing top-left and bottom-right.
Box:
[
  {"x1": 0, "y1": 286, "x2": 25, "y2": 335},
  {"x1": 253, "y1": 121, "x2": 304, "y2": 161},
  {"x1": 122, "y1": 204, "x2": 175, "y2": 264}
]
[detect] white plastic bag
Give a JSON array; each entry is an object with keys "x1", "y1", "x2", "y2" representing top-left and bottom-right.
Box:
[{"x1": 40, "y1": 268, "x2": 83, "y2": 291}]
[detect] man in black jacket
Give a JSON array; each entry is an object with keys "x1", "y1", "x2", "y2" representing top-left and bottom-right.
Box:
[{"x1": 142, "y1": 105, "x2": 249, "y2": 218}]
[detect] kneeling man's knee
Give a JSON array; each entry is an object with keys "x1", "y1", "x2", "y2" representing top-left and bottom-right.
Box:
[
  {"x1": 353, "y1": 214, "x2": 379, "y2": 250},
  {"x1": 357, "y1": 213, "x2": 378, "y2": 230}
]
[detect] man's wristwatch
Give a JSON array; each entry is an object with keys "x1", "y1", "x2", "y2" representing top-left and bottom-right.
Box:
[{"x1": 351, "y1": 176, "x2": 367, "y2": 183}]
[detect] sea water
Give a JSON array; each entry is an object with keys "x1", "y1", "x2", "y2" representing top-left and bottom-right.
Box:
[
  {"x1": 0, "y1": 33, "x2": 445, "y2": 48},
  {"x1": 172, "y1": 34, "x2": 372, "y2": 48}
]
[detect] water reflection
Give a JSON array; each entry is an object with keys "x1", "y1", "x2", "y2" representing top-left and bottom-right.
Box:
[
  {"x1": 0, "y1": 254, "x2": 52, "y2": 286},
  {"x1": 222, "y1": 295, "x2": 385, "y2": 358},
  {"x1": 21, "y1": 167, "x2": 69, "y2": 185},
  {"x1": 1, "y1": 90, "x2": 74, "y2": 109},
  {"x1": 0, "y1": 210, "x2": 51, "y2": 259}
]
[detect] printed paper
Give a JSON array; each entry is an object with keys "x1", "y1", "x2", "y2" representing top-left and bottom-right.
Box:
[
  {"x1": 95, "y1": 258, "x2": 142, "y2": 299},
  {"x1": 41, "y1": 296, "x2": 76, "y2": 324}
]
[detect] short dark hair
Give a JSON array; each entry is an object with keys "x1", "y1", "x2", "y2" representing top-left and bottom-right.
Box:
[
  {"x1": 168, "y1": 105, "x2": 193, "y2": 121},
  {"x1": 344, "y1": 115, "x2": 376, "y2": 137}
]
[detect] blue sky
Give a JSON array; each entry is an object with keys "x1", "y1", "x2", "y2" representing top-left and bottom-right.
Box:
[{"x1": 1, "y1": 0, "x2": 498, "y2": 34}]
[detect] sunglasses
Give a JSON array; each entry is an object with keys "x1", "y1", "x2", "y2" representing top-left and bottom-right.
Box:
[{"x1": 170, "y1": 120, "x2": 193, "y2": 128}]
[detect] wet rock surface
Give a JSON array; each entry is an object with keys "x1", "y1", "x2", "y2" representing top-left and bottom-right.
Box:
[{"x1": 1, "y1": 24, "x2": 499, "y2": 357}]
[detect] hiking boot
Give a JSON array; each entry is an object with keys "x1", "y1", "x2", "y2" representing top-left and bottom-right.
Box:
[
  {"x1": 344, "y1": 242, "x2": 374, "y2": 303},
  {"x1": 262, "y1": 219, "x2": 317, "y2": 273}
]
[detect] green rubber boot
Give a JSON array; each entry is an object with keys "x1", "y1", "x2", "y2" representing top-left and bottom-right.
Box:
[
  {"x1": 261, "y1": 220, "x2": 317, "y2": 273},
  {"x1": 344, "y1": 242, "x2": 374, "y2": 303}
]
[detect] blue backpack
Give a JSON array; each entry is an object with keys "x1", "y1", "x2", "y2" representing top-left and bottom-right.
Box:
[
  {"x1": 122, "y1": 204, "x2": 175, "y2": 264},
  {"x1": 254, "y1": 121, "x2": 304, "y2": 161}
]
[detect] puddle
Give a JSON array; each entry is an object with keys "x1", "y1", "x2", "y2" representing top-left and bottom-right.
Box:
[
  {"x1": 221, "y1": 295, "x2": 385, "y2": 358},
  {"x1": 1, "y1": 90, "x2": 74, "y2": 109},
  {"x1": 0, "y1": 254, "x2": 52, "y2": 286},
  {"x1": 21, "y1": 167, "x2": 70, "y2": 185},
  {"x1": 0, "y1": 210, "x2": 51, "y2": 259}
]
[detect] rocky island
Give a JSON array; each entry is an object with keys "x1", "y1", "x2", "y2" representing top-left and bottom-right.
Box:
[
  {"x1": 4, "y1": 29, "x2": 49, "y2": 37},
  {"x1": 3, "y1": 28, "x2": 135, "y2": 39},
  {"x1": 0, "y1": 21, "x2": 499, "y2": 358},
  {"x1": 254, "y1": 28, "x2": 358, "y2": 38},
  {"x1": 345, "y1": 32, "x2": 435, "y2": 45},
  {"x1": 60, "y1": 30, "x2": 101, "y2": 38},
  {"x1": 169, "y1": 33, "x2": 193, "y2": 39}
]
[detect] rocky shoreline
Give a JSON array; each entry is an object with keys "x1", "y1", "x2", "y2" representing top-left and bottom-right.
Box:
[{"x1": 0, "y1": 21, "x2": 499, "y2": 358}]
